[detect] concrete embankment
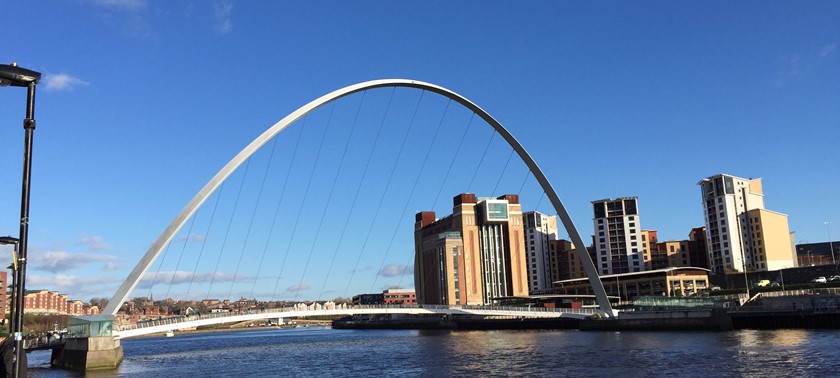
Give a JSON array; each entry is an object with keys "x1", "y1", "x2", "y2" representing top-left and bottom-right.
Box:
[{"x1": 580, "y1": 309, "x2": 733, "y2": 331}]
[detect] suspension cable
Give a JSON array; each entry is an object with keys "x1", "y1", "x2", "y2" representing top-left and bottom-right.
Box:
[
  {"x1": 293, "y1": 91, "x2": 368, "y2": 302},
  {"x1": 270, "y1": 103, "x2": 335, "y2": 301},
  {"x1": 430, "y1": 112, "x2": 476, "y2": 210},
  {"x1": 249, "y1": 123, "x2": 305, "y2": 299},
  {"x1": 346, "y1": 90, "x2": 426, "y2": 292},
  {"x1": 164, "y1": 213, "x2": 198, "y2": 300},
  {"x1": 337, "y1": 87, "x2": 396, "y2": 298},
  {"x1": 226, "y1": 127, "x2": 281, "y2": 301},
  {"x1": 206, "y1": 158, "x2": 252, "y2": 300},
  {"x1": 186, "y1": 181, "x2": 225, "y2": 300},
  {"x1": 467, "y1": 130, "x2": 497, "y2": 193},
  {"x1": 491, "y1": 148, "x2": 516, "y2": 195},
  {"x1": 313, "y1": 90, "x2": 399, "y2": 301},
  {"x1": 370, "y1": 98, "x2": 452, "y2": 293}
]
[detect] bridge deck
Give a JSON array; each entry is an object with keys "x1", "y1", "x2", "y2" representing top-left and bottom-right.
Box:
[{"x1": 116, "y1": 305, "x2": 596, "y2": 338}]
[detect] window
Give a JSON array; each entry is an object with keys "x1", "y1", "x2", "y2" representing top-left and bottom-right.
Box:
[
  {"x1": 631, "y1": 235, "x2": 637, "y2": 240},
  {"x1": 629, "y1": 222, "x2": 636, "y2": 227}
]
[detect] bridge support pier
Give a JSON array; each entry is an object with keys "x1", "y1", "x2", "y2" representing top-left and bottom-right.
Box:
[
  {"x1": 51, "y1": 336, "x2": 123, "y2": 370},
  {"x1": 51, "y1": 315, "x2": 123, "y2": 370}
]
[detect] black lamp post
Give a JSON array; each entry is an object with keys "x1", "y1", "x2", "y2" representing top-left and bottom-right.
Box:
[{"x1": 0, "y1": 62, "x2": 41, "y2": 378}]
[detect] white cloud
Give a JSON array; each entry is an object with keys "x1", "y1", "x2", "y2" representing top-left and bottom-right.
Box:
[
  {"x1": 177, "y1": 234, "x2": 206, "y2": 243},
  {"x1": 77, "y1": 235, "x2": 110, "y2": 251},
  {"x1": 286, "y1": 283, "x2": 310, "y2": 292},
  {"x1": 137, "y1": 271, "x2": 235, "y2": 289},
  {"x1": 43, "y1": 73, "x2": 89, "y2": 92},
  {"x1": 90, "y1": 0, "x2": 147, "y2": 12},
  {"x1": 378, "y1": 264, "x2": 413, "y2": 278},
  {"x1": 31, "y1": 250, "x2": 118, "y2": 273},
  {"x1": 28, "y1": 274, "x2": 121, "y2": 298},
  {"x1": 213, "y1": 1, "x2": 233, "y2": 34},
  {"x1": 103, "y1": 262, "x2": 122, "y2": 271}
]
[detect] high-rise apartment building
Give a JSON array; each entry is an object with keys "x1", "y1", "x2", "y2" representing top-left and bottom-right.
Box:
[
  {"x1": 550, "y1": 241, "x2": 595, "y2": 282},
  {"x1": 698, "y1": 174, "x2": 795, "y2": 273},
  {"x1": 414, "y1": 193, "x2": 528, "y2": 306},
  {"x1": 522, "y1": 211, "x2": 558, "y2": 294},
  {"x1": 592, "y1": 197, "x2": 645, "y2": 274}
]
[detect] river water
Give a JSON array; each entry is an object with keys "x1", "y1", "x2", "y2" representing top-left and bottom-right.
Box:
[{"x1": 26, "y1": 327, "x2": 840, "y2": 377}]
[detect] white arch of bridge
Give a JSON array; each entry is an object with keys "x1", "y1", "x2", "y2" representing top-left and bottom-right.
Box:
[{"x1": 103, "y1": 79, "x2": 615, "y2": 317}]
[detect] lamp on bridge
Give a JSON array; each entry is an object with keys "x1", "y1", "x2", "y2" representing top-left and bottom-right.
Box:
[{"x1": 0, "y1": 62, "x2": 41, "y2": 378}]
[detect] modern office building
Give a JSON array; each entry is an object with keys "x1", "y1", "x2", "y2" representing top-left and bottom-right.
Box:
[
  {"x1": 592, "y1": 197, "x2": 646, "y2": 275},
  {"x1": 795, "y1": 241, "x2": 840, "y2": 267},
  {"x1": 522, "y1": 211, "x2": 559, "y2": 294},
  {"x1": 414, "y1": 193, "x2": 528, "y2": 306},
  {"x1": 382, "y1": 289, "x2": 416, "y2": 305},
  {"x1": 658, "y1": 240, "x2": 691, "y2": 268},
  {"x1": 550, "y1": 240, "x2": 582, "y2": 282},
  {"x1": 554, "y1": 267, "x2": 711, "y2": 300},
  {"x1": 641, "y1": 230, "x2": 661, "y2": 270},
  {"x1": 687, "y1": 227, "x2": 710, "y2": 269},
  {"x1": 698, "y1": 174, "x2": 795, "y2": 273}
]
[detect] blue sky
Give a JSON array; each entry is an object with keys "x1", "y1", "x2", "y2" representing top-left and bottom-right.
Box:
[{"x1": 0, "y1": 1, "x2": 838, "y2": 302}]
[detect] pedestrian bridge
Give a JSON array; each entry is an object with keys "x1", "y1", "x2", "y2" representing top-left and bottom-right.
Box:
[{"x1": 116, "y1": 305, "x2": 598, "y2": 338}]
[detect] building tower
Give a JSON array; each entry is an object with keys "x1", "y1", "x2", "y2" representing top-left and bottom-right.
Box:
[
  {"x1": 522, "y1": 211, "x2": 558, "y2": 294},
  {"x1": 592, "y1": 197, "x2": 645, "y2": 275},
  {"x1": 414, "y1": 193, "x2": 527, "y2": 305},
  {"x1": 698, "y1": 173, "x2": 795, "y2": 274}
]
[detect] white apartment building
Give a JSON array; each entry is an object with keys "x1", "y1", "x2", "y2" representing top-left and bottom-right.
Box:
[
  {"x1": 522, "y1": 211, "x2": 558, "y2": 294},
  {"x1": 698, "y1": 173, "x2": 794, "y2": 274},
  {"x1": 592, "y1": 197, "x2": 645, "y2": 275}
]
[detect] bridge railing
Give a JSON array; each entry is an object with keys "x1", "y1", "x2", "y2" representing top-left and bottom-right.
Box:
[{"x1": 117, "y1": 304, "x2": 597, "y2": 332}]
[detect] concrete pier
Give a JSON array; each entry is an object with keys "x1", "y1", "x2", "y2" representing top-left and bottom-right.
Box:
[
  {"x1": 50, "y1": 315, "x2": 123, "y2": 370},
  {"x1": 50, "y1": 336, "x2": 123, "y2": 370}
]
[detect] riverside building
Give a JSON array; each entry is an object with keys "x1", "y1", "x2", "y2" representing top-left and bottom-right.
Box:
[
  {"x1": 698, "y1": 174, "x2": 796, "y2": 274},
  {"x1": 522, "y1": 211, "x2": 559, "y2": 294},
  {"x1": 414, "y1": 193, "x2": 528, "y2": 306},
  {"x1": 592, "y1": 197, "x2": 646, "y2": 275}
]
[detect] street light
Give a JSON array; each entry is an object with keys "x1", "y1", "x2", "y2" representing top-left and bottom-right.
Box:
[
  {"x1": 0, "y1": 62, "x2": 41, "y2": 378},
  {"x1": 826, "y1": 221, "x2": 835, "y2": 265}
]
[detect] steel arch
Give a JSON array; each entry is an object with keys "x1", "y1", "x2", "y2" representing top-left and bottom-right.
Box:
[{"x1": 103, "y1": 79, "x2": 614, "y2": 317}]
